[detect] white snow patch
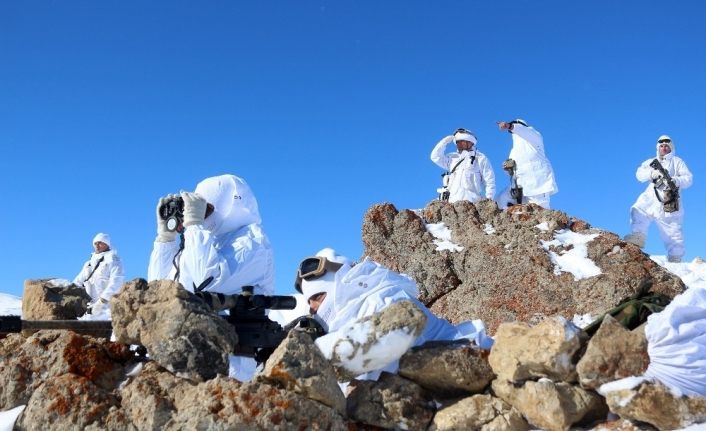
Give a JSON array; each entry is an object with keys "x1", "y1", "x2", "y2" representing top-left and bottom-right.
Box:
[
  {"x1": 535, "y1": 221, "x2": 550, "y2": 231},
  {"x1": 425, "y1": 222, "x2": 464, "y2": 252},
  {"x1": 572, "y1": 313, "x2": 594, "y2": 329},
  {"x1": 598, "y1": 376, "x2": 650, "y2": 397},
  {"x1": 0, "y1": 405, "x2": 25, "y2": 431},
  {"x1": 484, "y1": 223, "x2": 496, "y2": 234},
  {"x1": 47, "y1": 278, "x2": 72, "y2": 287},
  {"x1": 0, "y1": 293, "x2": 21, "y2": 316},
  {"x1": 540, "y1": 229, "x2": 602, "y2": 280},
  {"x1": 674, "y1": 423, "x2": 706, "y2": 431}
]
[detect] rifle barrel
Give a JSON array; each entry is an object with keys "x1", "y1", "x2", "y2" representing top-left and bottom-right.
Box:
[{"x1": 0, "y1": 316, "x2": 113, "y2": 338}]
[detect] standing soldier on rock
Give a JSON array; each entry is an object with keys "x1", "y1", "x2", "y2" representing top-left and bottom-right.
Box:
[
  {"x1": 73, "y1": 232, "x2": 125, "y2": 317},
  {"x1": 431, "y1": 127, "x2": 496, "y2": 203},
  {"x1": 496, "y1": 119, "x2": 558, "y2": 208},
  {"x1": 624, "y1": 135, "x2": 693, "y2": 262}
]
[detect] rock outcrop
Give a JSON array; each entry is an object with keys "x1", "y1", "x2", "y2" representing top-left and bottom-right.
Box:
[
  {"x1": 361, "y1": 200, "x2": 685, "y2": 333},
  {"x1": 21, "y1": 279, "x2": 90, "y2": 320}
]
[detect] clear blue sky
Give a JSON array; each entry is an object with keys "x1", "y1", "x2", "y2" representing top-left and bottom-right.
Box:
[{"x1": 1, "y1": 1, "x2": 704, "y2": 298}]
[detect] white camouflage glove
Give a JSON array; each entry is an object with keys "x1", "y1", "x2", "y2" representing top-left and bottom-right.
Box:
[
  {"x1": 156, "y1": 194, "x2": 179, "y2": 242},
  {"x1": 181, "y1": 191, "x2": 208, "y2": 227},
  {"x1": 651, "y1": 170, "x2": 662, "y2": 180},
  {"x1": 89, "y1": 298, "x2": 109, "y2": 316}
]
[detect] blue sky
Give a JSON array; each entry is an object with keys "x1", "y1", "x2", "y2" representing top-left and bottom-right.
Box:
[{"x1": 1, "y1": 1, "x2": 705, "y2": 298}]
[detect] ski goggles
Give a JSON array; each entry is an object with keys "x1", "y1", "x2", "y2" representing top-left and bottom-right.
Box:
[
  {"x1": 294, "y1": 256, "x2": 344, "y2": 292},
  {"x1": 658, "y1": 138, "x2": 672, "y2": 144}
]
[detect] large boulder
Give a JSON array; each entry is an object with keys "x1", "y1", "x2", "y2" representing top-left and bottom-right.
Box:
[
  {"x1": 577, "y1": 316, "x2": 649, "y2": 390},
  {"x1": 399, "y1": 340, "x2": 494, "y2": 398},
  {"x1": 601, "y1": 379, "x2": 706, "y2": 430},
  {"x1": 261, "y1": 330, "x2": 346, "y2": 415},
  {"x1": 110, "y1": 278, "x2": 238, "y2": 381},
  {"x1": 346, "y1": 372, "x2": 434, "y2": 431},
  {"x1": 492, "y1": 379, "x2": 608, "y2": 431},
  {"x1": 21, "y1": 279, "x2": 91, "y2": 320},
  {"x1": 429, "y1": 394, "x2": 529, "y2": 431},
  {"x1": 489, "y1": 316, "x2": 586, "y2": 383},
  {"x1": 361, "y1": 201, "x2": 685, "y2": 333},
  {"x1": 0, "y1": 330, "x2": 132, "y2": 410}
]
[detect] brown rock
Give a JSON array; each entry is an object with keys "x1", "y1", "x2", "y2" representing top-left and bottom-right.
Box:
[
  {"x1": 577, "y1": 316, "x2": 649, "y2": 390},
  {"x1": 110, "y1": 278, "x2": 238, "y2": 381},
  {"x1": 361, "y1": 201, "x2": 685, "y2": 334},
  {"x1": 16, "y1": 373, "x2": 120, "y2": 431},
  {"x1": 602, "y1": 380, "x2": 706, "y2": 430},
  {"x1": 399, "y1": 340, "x2": 494, "y2": 397},
  {"x1": 0, "y1": 330, "x2": 132, "y2": 410},
  {"x1": 261, "y1": 330, "x2": 346, "y2": 415},
  {"x1": 347, "y1": 372, "x2": 434, "y2": 431},
  {"x1": 21, "y1": 279, "x2": 91, "y2": 320},
  {"x1": 489, "y1": 316, "x2": 586, "y2": 383},
  {"x1": 492, "y1": 379, "x2": 608, "y2": 431},
  {"x1": 429, "y1": 393, "x2": 529, "y2": 431}
]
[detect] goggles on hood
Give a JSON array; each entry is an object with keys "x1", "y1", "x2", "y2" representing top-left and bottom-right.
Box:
[
  {"x1": 294, "y1": 256, "x2": 344, "y2": 293},
  {"x1": 658, "y1": 139, "x2": 672, "y2": 144}
]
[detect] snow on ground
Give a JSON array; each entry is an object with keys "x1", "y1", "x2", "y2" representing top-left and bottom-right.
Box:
[
  {"x1": 483, "y1": 223, "x2": 496, "y2": 234},
  {"x1": 540, "y1": 229, "x2": 602, "y2": 280},
  {"x1": 652, "y1": 256, "x2": 706, "y2": 290},
  {"x1": 425, "y1": 222, "x2": 464, "y2": 252},
  {"x1": 0, "y1": 293, "x2": 21, "y2": 316},
  {"x1": 535, "y1": 221, "x2": 550, "y2": 231},
  {"x1": 572, "y1": 313, "x2": 593, "y2": 329}
]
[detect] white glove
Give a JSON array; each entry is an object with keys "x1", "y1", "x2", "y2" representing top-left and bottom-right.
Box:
[
  {"x1": 442, "y1": 135, "x2": 454, "y2": 144},
  {"x1": 181, "y1": 191, "x2": 208, "y2": 227},
  {"x1": 651, "y1": 170, "x2": 662, "y2": 180},
  {"x1": 156, "y1": 194, "x2": 178, "y2": 242}
]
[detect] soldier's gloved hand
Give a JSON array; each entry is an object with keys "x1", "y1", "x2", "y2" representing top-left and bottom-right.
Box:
[
  {"x1": 182, "y1": 191, "x2": 208, "y2": 227},
  {"x1": 651, "y1": 170, "x2": 662, "y2": 181},
  {"x1": 156, "y1": 194, "x2": 178, "y2": 242},
  {"x1": 502, "y1": 159, "x2": 515, "y2": 172}
]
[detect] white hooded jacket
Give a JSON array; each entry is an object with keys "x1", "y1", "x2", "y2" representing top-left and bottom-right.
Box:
[
  {"x1": 631, "y1": 141, "x2": 693, "y2": 219},
  {"x1": 507, "y1": 123, "x2": 558, "y2": 196},
  {"x1": 308, "y1": 252, "x2": 492, "y2": 380},
  {"x1": 431, "y1": 136, "x2": 496, "y2": 203},
  {"x1": 73, "y1": 249, "x2": 124, "y2": 302},
  {"x1": 148, "y1": 174, "x2": 275, "y2": 295}
]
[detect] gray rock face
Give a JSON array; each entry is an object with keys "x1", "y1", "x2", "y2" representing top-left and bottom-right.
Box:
[
  {"x1": 110, "y1": 278, "x2": 238, "y2": 381},
  {"x1": 602, "y1": 380, "x2": 706, "y2": 430},
  {"x1": 361, "y1": 201, "x2": 685, "y2": 333},
  {"x1": 577, "y1": 316, "x2": 649, "y2": 390},
  {"x1": 346, "y1": 372, "x2": 434, "y2": 431},
  {"x1": 399, "y1": 340, "x2": 494, "y2": 397},
  {"x1": 489, "y1": 316, "x2": 586, "y2": 384},
  {"x1": 429, "y1": 394, "x2": 529, "y2": 431},
  {"x1": 492, "y1": 379, "x2": 608, "y2": 431},
  {"x1": 21, "y1": 279, "x2": 91, "y2": 320},
  {"x1": 0, "y1": 330, "x2": 132, "y2": 410},
  {"x1": 261, "y1": 330, "x2": 346, "y2": 415}
]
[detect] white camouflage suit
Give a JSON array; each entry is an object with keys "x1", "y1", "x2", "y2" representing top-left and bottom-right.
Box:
[
  {"x1": 148, "y1": 174, "x2": 275, "y2": 382},
  {"x1": 73, "y1": 233, "x2": 125, "y2": 305},
  {"x1": 627, "y1": 138, "x2": 693, "y2": 260},
  {"x1": 496, "y1": 121, "x2": 558, "y2": 208},
  {"x1": 301, "y1": 248, "x2": 493, "y2": 381},
  {"x1": 431, "y1": 131, "x2": 496, "y2": 203}
]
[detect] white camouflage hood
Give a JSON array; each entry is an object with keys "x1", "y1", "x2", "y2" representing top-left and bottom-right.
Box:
[{"x1": 194, "y1": 174, "x2": 262, "y2": 236}]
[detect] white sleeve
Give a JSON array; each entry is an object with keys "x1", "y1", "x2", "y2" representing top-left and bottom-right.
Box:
[
  {"x1": 100, "y1": 257, "x2": 125, "y2": 301},
  {"x1": 673, "y1": 159, "x2": 693, "y2": 189},
  {"x1": 180, "y1": 225, "x2": 230, "y2": 292},
  {"x1": 147, "y1": 240, "x2": 180, "y2": 281},
  {"x1": 510, "y1": 124, "x2": 544, "y2": 152},
  {"x1": 636, "y1": 159, "x2": 654, "y2": 183},
  {"x1": 480, "y1": 155, "x2": 496, "y2": 199},
  {"x1": 430, "y1": 135, "x2": 455, "y2": 169}
]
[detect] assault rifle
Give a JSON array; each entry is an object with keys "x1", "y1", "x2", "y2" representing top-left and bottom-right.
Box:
[
  {"x1": 0, "y1": 287, "x2": 325, "y2": 364},
  {"x1": 649, "y1": 158, "x2": 680, "y2": 213}
]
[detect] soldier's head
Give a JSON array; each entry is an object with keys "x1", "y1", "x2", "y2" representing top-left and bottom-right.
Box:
[
  {"x1": 656, "y1": 135, "x2": 674, "y2": 157},
  {"x1": 453, "y1": 128, "x2": 477, "y2": 152},
  {"x1": 92, "y1": 233, "x2": 111, "y2": 253}
]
